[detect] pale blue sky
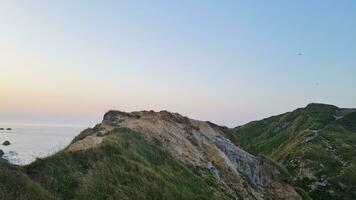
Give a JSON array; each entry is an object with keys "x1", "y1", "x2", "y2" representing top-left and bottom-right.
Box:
[{"x1": 0, "y1": 1, "x2": 355, "y2": 126}]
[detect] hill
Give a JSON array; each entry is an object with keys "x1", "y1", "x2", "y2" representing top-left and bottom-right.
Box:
[
  {"x1": 233, "y1": 103, "x2": 356, "y2": 200},
  {"x1": 0, "y1": 110, "x2": 301, "y2": 200}
]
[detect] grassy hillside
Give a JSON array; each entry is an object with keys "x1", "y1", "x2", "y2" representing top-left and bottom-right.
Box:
[
  {"x1": 1, "y1": 128, "x2": 226, "y2": 200},
  {"x1": 234, "y1": 103, "x2": 356, "y2": 200},
  {"x1": 0, "y1": 159, "x2": 52, "y2": 200}
]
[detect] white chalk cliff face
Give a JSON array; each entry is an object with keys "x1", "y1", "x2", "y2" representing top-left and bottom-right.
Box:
[{"x1": 69, "y1": 110, "x2": 301, "y2": 200}]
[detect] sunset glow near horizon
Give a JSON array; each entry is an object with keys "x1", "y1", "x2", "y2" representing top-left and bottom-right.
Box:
[{"x1": 1, "y1": 1, "x2": 355, "y2": 127}]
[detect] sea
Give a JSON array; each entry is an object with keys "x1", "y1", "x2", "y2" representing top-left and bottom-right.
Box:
[{"x1": 0, "y1": 122, "x2": 85, "y2": 165}]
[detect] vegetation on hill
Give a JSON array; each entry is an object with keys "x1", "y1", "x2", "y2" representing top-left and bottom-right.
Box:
[
  {"x1": 234, "y1": 103, "x2": 356, "y2": 200},
  {"x1": 0, "y1": 128, "x2": 226, "y2": 200},
  {"x1": 0, "y1": 159, "x2": 52, "y2": 200}
]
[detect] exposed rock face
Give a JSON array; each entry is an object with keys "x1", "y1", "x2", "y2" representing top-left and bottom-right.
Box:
[
  {"x1": 216, "y1": 136, "x2": 279, "y2": 186},
  {"x1": 69, "y1": 110, "x2": 301, "y2": 200},
  {"x1": 2, "y1": 141, "x2": 10, "y2": 146}
]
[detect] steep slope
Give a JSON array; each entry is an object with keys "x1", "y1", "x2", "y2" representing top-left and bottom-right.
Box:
[
  {"x1": 234, "y1": 103, "x2": 356, "y2": 200},
  {"x1": 0, "y1": 110, "x2": 301, "y2": 200}
]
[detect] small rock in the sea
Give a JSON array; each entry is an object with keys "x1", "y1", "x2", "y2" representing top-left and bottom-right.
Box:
[
  {"x1": 2, "y1": 141, "x2": 10, "y2": 146},
  {"x1": 0, "y1": 128, "x2": 4, "y2": 130},
  {"x1": 6, "y1": 128, "x2": 12, "y2": 130}
]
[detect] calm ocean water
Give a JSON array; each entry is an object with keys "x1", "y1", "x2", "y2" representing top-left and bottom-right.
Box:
[{"x1": 0, "y1": 122, "x2": 85, "y2": 165}]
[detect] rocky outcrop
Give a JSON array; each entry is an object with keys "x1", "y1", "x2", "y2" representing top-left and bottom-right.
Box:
[
  {"x1": 69, "y1": 110, "x2": 301, "y2": 200},
  {"x1": 3, "y1": 141, "x2": 10, "y2": 146}
]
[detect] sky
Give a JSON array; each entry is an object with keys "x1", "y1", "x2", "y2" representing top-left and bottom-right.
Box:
[{"x1": 0, "y1": 1, "x2": 355, "y2": 127}]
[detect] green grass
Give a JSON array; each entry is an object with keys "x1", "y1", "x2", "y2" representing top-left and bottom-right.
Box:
[
  {"x1": 294, "y1": 187, "x2": 312, "y2": 200},
  {"x1": 0, "y1": 159, "x2": 52, "y2": 200}
]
